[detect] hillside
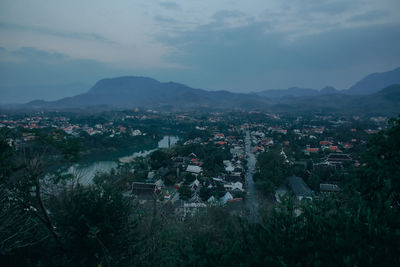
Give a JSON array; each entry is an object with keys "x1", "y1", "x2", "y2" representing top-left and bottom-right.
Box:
[
  {"x1": 346, "y1": 67, "x2": 400, "y2": 95},
  {"x1": 255, "y1": 66, "x2": 400, "y2": 97},
  {"x1": 268, "y1": 84, "x2": 400, "y2": 115},
  {"x1": 23, "y1": 76, "x2": 269, "y2": 111},
  {"x1": 16, "y1": 77, "x2": 400, "y2": 115},
  {"x1": 255, "y1": 86, "x2": 339, "y2": 98}
]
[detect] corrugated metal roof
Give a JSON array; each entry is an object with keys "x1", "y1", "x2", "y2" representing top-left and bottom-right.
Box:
[{"x1": 287, "y1": 176, "x2": 313, "y2": 198}]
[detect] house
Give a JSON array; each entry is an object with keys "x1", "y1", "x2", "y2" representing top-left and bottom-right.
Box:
[
  {"x1": 225, "y1": 163, "x2": 235, "y2": 173},
  {"x1": 190, "y1": 179, "x2": 201, "y2": 191},
  {"x1": 225, "y1": 174, "x2": 243, "y2": 183},
  {"x1": 207, "y1": 196, "x2": 216, "y2": 204},
  {"x1": 329, "y1": 146, "x2": 341, "y2": 152},
  {"x1": 326, "y1": 153, "x2": 352, "y2": 163},
  {"x1": 305, "y1": 147, "x2": 319, "y2": 155},
  {"x1": 261, "y1": 138, "x2": 274, "y2": 146},
  {"x1": 220, "y1": 192, "x2": 233, "y2": 204},
  {"x1": 186, "y1": 165, "x2": 203, "y2": 176},
  {"x1": 63, "y1": 126, "x2": 73, "y2": 134},
  {"x1": 131, "y1": 182, "x2": 160, "y2": 197},
  {"x1": 147, "y1": 171, "x2": 155, "y2": 180},
  {"x1": 188, "y1": 152, "x2": 198, "y2": 159},
  {"x1": 320, "y1": 183, "x2": 341, "y2": 192},
  {"x1": 312, "y1": 128, "x2": 324, "y2": 134},
  {"x1": 224, "y1": 182, "x2": 244, "y2": 192},
  {"x1": 189, "y1": 192, "x2": 203, "y2": 204},
  {"x1": 155, "y1": 179, "x2": 164, "y2": 188},
  {"x1": 341, "y1": 142, "x2": 353, "y2": 149},
  {"x1": 287, "y1": 176, "x2": 313, "y2": 201},
  {"x1": 320, "y1": 141, "x2": 332, "y2": 146},
  {"x1": 215, "y1": 133, "x2": 225, "y2": 139}
]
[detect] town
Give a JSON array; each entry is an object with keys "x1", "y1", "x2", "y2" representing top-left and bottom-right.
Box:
[{"x1": 0, "y1": 110, "x2": 389, "y2": 218}]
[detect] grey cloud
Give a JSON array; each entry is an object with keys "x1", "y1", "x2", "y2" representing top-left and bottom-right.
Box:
[
  {"x1": 0, "y1": 22, "x2": 116, "y2": 44},
  {"x1": 158, "y1": 20, "x2": 400, "y2": 91},
  {"x1": 154, "y1": 15, "x2": 178, "y2": 24},
  {"x1": 348, "y1": 10, "x2": 388, "y2": 22},
  {"x1": 0, "y1": 47, "x2": 127, "y2": 102},
  {"x1": 212, "y1": 10, "x2": 246, "y2": 21},
  {"x1": 159, "y1": 2, "x2": 180, "y2": 10},
  {"x1": 305, "y1": 1, "x2": 354, "y2": 15},
  {"x1": 12, "y1": 47, "x2": 68, "y2": 62}
]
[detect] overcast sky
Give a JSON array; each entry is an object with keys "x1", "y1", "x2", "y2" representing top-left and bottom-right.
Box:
[{"x1": 1, "y1": 0, "x2": 400, "y2": 103}]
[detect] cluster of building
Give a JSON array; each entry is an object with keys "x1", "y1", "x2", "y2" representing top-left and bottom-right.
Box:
[
  {"x1": 0, "y1": 112, "x2": 150, "y2": 148},
  {"x1": 130, "y1": 129, "x2": 248, "y2": 218},
  {"x1": 2, "y1": 110, "x2": 390, "y2": 216}
]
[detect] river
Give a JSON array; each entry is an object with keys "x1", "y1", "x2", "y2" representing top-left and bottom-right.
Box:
[{"x1": 65, "y1": 135, "x2": 178, "y2": 184}]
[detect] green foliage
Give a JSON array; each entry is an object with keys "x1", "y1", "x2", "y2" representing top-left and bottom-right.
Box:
[
  {"x1": 178, "y1": 183, "x2": 192, "y2": 201},
  {"x1": 185, "y1": 129, "x2": 211, "y2": 141},
  {"x1": 173, "y1": 143, "x2": 231, "y2": 176},
  {"x1": 149, "y1": 149, "x2": 171, "y2": 169},
  {"x1": 254, "y1": 149, "x2": 288, "y2": 195},
  {"x1": 0, "y1": 130, "x2": 13, "y2": 180},
  {"x1": 358, "y1": 116, "x2": 400, "y2": 207},
  {"x1": 199, "y1": 186, "x2": 212, "y2": 201},
  {"x1": 48, "y1": 183, "x2": 138, "y2": 266},
  {"x1": 184, "y1": 172, "x2": 196, "y2": 183},
  {"x1": 3, "y1": 115, "x2": 400, "y2": 266},
  {"x1": 60, "y1": 138, "x2": 81, "y2": 162}
]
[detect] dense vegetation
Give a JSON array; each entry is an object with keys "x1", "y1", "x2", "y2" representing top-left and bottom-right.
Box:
[
  {"x1": 1, "y1": 117, "x2": 400, "y2": 266},
  {"x1": 253, "y1": 149, "x2": 288, "y2": 195}
]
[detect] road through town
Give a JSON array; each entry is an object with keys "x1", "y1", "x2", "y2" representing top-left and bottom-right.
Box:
[{"x1": 245, "y1": 130, "x2": 260, "y2": 223}]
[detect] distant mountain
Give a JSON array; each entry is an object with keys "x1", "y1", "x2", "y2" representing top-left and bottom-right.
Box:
[
  {"x1": 255, "y1": 67, "x2": 400, "y2": 98},
  {"x1": 268, "y1": 84, "x2": 400, "y2": 115},
  {"x1": 350, "y1": 84, "x2": 400, "y2": 114},
  {"x1": 255, "y1": 86, "x2": 339, "y2": 98},
  {"x1": 17, "y1": 75, "x2": 400, "y2": 115},
  {"x1": 346, "y1": 67, "x2": 400, "y2": 95},
  {"x1": 23, "y1": 76, "x2": 269, "y2": 111},
  {"x1": 320, "y1": 86, "x2": 338, "y2": 94}
]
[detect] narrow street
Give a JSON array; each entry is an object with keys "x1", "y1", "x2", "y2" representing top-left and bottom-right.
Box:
[{"x1": 245, "y1": 130, "x2": 260, "y2": 223}]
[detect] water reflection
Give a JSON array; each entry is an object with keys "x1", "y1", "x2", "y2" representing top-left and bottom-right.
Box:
[{"x1": 67, "y1": 135, "x2": 178, "y2": 184}]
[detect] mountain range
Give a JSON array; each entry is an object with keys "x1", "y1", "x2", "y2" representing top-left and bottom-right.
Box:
[
  {"x1": 255, "y1": 67, "x2": 400, "y2": 98},
  {"x1": 6, "y1": 67, "x2": 400, "y2": 115}
]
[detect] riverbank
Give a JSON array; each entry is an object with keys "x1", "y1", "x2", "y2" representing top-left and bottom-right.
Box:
[{"x1": 65, "y1": 135, "x2": 179, "y2": 184}]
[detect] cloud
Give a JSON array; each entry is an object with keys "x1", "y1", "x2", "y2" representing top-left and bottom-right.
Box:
[
  {"x1": 300, "y1": 0, "x2": 355, "y2": 16},
  {"x1": 0, "y1": 22, "x2": 115, "y2": 44},
  {"x1": 348, "y1": 10, "x2": 388, "y2": 22},
  {"x1": 158, "y1": 20, "x2": 400, "y2": 91},
  {"x1": 212, "y1": 10, "x2": 246, "y2": 20},
  {"x1": 0, "y1": 0, "x2": 399, "y2": 99},
  {"x1": 154, "y1": 16, "x2": 178, "y2": 24},
  {"x1": 0, "y1": 47, "x2": 128, "y2": 102},
  {"x1": 159, "y1": 2, "x2": 180, "y2": 10}
]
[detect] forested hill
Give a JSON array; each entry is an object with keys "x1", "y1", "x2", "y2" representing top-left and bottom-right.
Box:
[
  {"x1": 14, "y1": 70, "x2": 400, "y2": 115},
  {"x1": 23, "y1": 76, "x2": 269, "y2": 110}
]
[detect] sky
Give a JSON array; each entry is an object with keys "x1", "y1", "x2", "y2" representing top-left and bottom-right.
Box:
[{"x1": 1, "y1": 0, "x2": 400, "y2": 103}]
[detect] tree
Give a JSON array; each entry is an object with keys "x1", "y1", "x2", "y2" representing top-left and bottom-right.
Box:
[
  {"x1": 47, "y1": 182, "x2": 138, "y2": 266},
  {"x1": 357, "y1": 116, "x2": 400, "y2": 209},
  {"x1": 199, "y1": 186, "x2": 212, "y2": 201},
  {"x1": 149, "y1": 150, "x2": 171, "y2": 169},
  {"x1": 178, "y1": 184, "x2": 192, "y2": 201},
  {"x1": 254, "y1": 149, "x2": 288, "y2": 195}
]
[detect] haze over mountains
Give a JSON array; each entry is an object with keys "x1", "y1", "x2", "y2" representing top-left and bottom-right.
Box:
[
  {"x1": 255, "y1": 67, "x2": 400, "y2": 98},
  {"x1": 7, "y1": 67, "x2": 400, "y2": 115}
]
